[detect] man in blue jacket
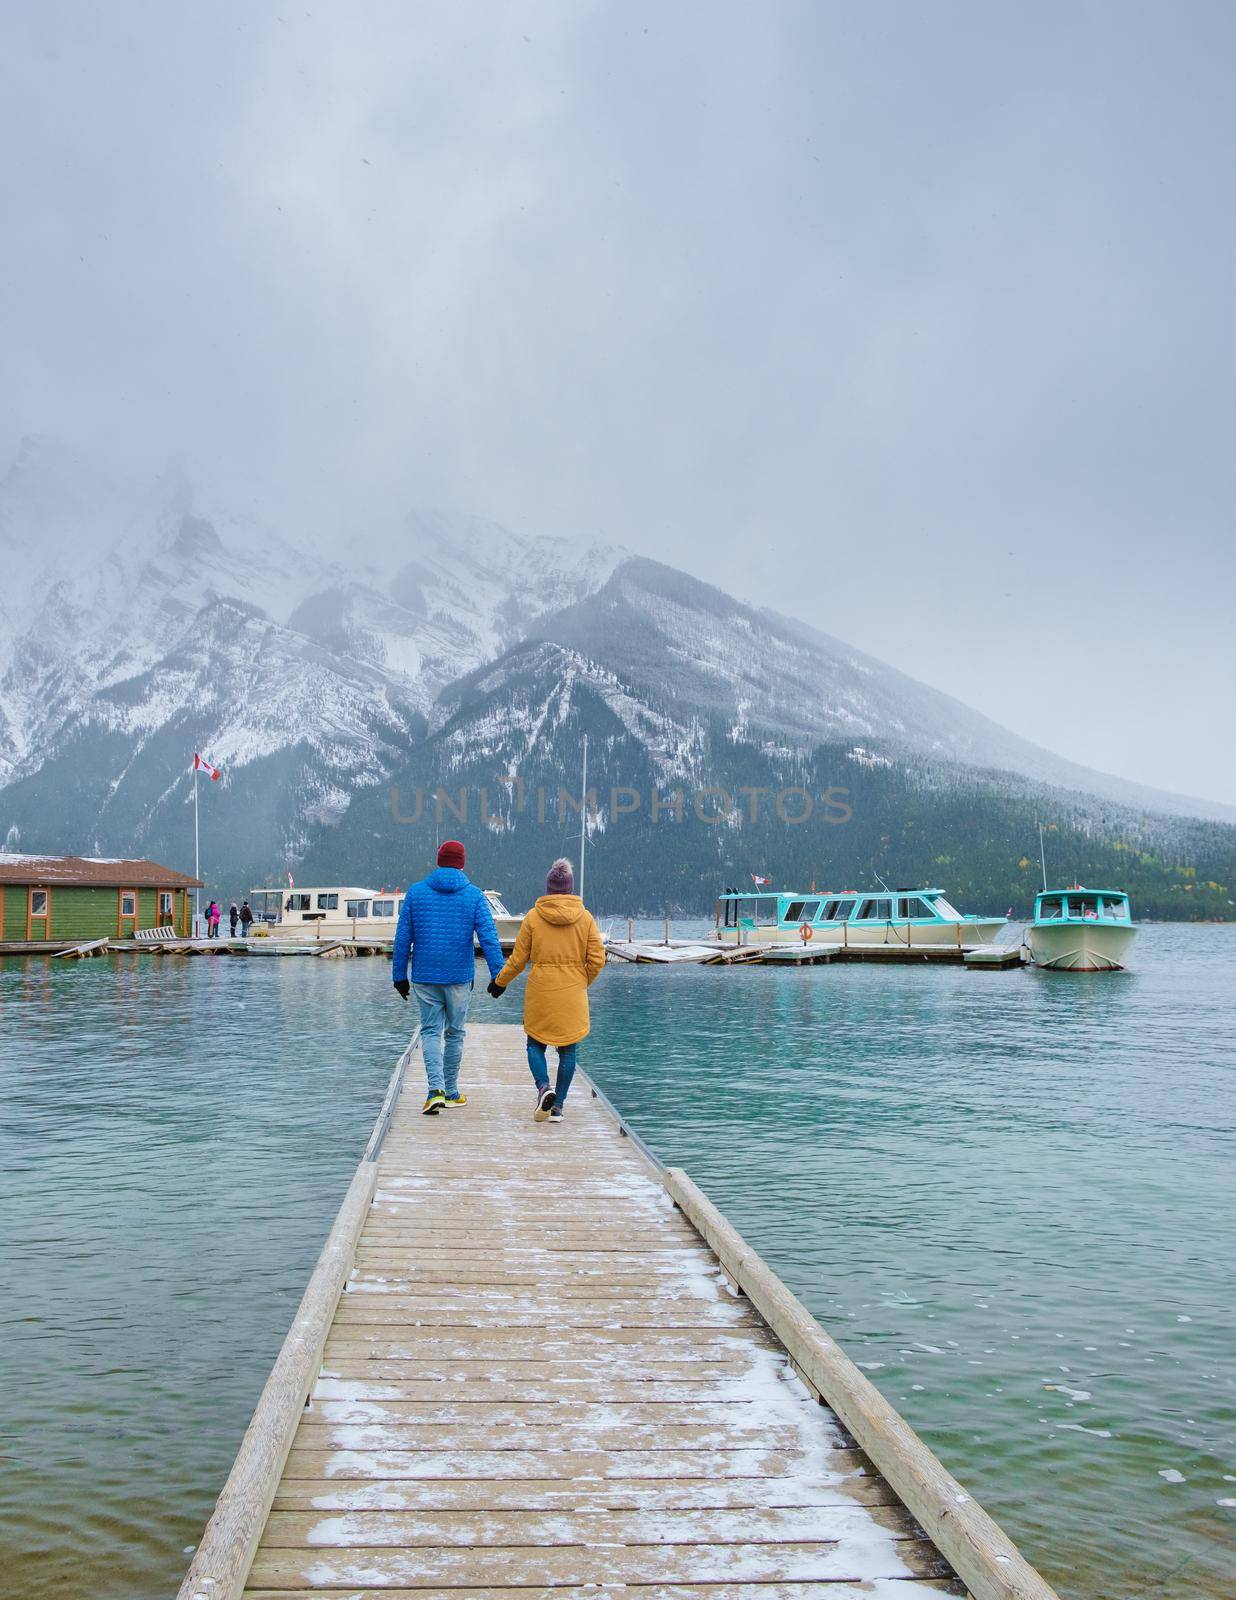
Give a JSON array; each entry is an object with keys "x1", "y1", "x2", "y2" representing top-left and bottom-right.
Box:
[{"x1": 392, "y1": 839, "x2": 506, "y2": 1114}]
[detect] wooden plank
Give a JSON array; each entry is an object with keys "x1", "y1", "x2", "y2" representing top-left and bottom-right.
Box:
[
  {"x1": 281, "y1": 1446, "x2": 866, "y2": 1481},
  {"x1": 302, "y1": 1399, "x2": 817, "y2": 1428},
  {"x1": 269, "y1": 1474, "x2": 899, "y2": 1513},
  {"x1": 245, "y1": 1585, "x2": 966, "y2": 1599},
  {"x1": 288, "y1": 1427, "x2": 810, "y2": 1465},
  {"x1": 246, "y1": 1537, "x2": 953, "y2": 1587},
  {"x1": 260, "y1": 1502, "x2": 920, "y2": 1547}
]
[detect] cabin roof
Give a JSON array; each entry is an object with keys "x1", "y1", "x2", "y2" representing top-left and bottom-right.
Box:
[
  {"x1": 1035, "y1": 887, "x2": 1127, "y2": 897},
  {"x1": 0, "y1": 854, "x2": 202, "y2": 888}
]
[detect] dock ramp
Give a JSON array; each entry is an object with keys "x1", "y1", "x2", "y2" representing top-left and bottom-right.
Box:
[{"x1": 179, "y1": 1023, "x2": 1058, "y2": 1600}]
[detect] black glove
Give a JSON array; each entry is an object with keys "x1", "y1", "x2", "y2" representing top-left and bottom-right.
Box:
[
  {"x1": 487, "y1": 980, "x2": 505, "y2": 999},
  {"x1": 393, "y1": 979, "x2": 410, "y2": 1000}
]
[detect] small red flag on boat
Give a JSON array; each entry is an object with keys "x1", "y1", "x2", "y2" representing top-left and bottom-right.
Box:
[
  {"x1": 750, "y1": 872, "x2": 772, "y2": 887},
  {"x1": 193, "y1": 752, "x2": 221, "y2": 781}
]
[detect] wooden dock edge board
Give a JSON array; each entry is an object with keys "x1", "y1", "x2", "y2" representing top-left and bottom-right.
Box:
[
  {"x1": 662, "y1": 1167, "x2": 1060, "y2": 1600},
  {"x1": 176, "y1": 1042, "x2": 415, "y2": 1600}
]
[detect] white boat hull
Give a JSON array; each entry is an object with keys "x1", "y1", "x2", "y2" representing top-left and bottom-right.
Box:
[{"x1": 1027, "y1": 922, "x2": 1137, "y2": 971}]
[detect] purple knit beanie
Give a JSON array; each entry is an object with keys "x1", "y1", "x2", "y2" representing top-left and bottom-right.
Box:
[{"x1": 546, "y1": 857, "x2": 575, "y2": 894}]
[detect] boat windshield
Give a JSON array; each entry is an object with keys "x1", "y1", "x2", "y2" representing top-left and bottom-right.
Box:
[
  {"x1": 1068, "y1": 894, "x2": 1101, "y2": 919},
  {"x1": 929, "y1": 895, "x2": 962, "y2": 919},
  {"x1": 1101, "y1": 897, "x2": 1130, "y2": 921},
  {"x1": 485, "y1": 892, "x2": 510, "y2": 916},
  {"x1": 1037, "y1": 895, "x2": 1066, "y2": 920}
]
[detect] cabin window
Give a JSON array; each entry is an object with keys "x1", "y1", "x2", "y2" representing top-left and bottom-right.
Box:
[
  {"x1": 486, "y1": 893, "x2": 510, "y2": 916},
  {"x1": 317, "y1": 892, "x2": 339, "y2": 911},
  {"x1": 120, "y1": 890, "x2": 137, "y2": 918},
  {"x1": 372, "y1": 899, "x2": 395, "y2": 917},
  {"x1": 1101, "y1": 898, "x2": 1128, "y2": 921},
  {"x1": 784, "y1": 900, "x2": 807, "y2": 922},
  {"x1": 346, "y1": 898, "x2": 370, "y2": 918},
  {"x1": 1068, "y1": 895, "x2": 1101, "y2": 919},
  {"x1": 30, "y1": 888, "x2": 49, "y2": 918},
  {"x1": 799, "y1": 900, "x2": 821, "y2": 922},
  {"x1": 856, "y1": 897, "x2": 893, "y2": 921},
  {"x1": 820, "y1": 898, "x2": 853, "y2": 921},
  {"x1": 897, "y1": 896, "x2": 935, "y2": 919},
  {"x1": 1038, "y1": 896, "x2": 1065, "y2": 920},
  {"x1": 286, "y1": 893, "x2": 311, "y2": 912}
]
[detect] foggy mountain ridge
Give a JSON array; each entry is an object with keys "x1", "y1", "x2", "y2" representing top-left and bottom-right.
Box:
[{"x1": 0, "y1": 438, "x2": 1233, "y2": 912}]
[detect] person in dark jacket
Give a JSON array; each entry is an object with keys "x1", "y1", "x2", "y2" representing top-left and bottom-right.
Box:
[
  {"x1": 239, "y1": 899, "x2": 255, "y2": 937},
  {"x1": 229, "y1": 902, "x2": 239, "y2": 938},
  {"x1": 392, "y1": 840, "x2": 505, "y2": 1114}
]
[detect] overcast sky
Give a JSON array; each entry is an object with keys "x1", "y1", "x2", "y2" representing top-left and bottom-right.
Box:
[{"x1": 3, "y1": 1, "x2": 1234, "y2": 803}]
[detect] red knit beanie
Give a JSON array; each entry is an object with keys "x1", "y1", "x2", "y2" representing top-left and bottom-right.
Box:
[{"x1": 437, "y1": 839, "x2": 466, "y2": 869}]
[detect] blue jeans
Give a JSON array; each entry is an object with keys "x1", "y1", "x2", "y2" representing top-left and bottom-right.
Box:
[
  {"x1": 413, "y1": 982, "x2": 472, "y2": 1094},
  {"x1": 527, "y1": 1037, "x2": 578, "y2": 1106}
]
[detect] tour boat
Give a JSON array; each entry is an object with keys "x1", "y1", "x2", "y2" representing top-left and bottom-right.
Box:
[
  {"x1": 715, "y1": 887, "x2": 1005, "y2": 948},
  {"x1": 246, "y1": 885, "x2": 523, "y2": 948},
  {"x1": 1026, "y1": 886, "x2": 1136, "y2": 971}
]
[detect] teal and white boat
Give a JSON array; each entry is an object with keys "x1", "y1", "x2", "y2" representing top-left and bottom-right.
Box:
[
  {"x1": 716, "y1": 887, "x2": 1005, "y2": 948},
  {"x1": 1027, "y1": 886, "x2": 1136, "y2": 971}
]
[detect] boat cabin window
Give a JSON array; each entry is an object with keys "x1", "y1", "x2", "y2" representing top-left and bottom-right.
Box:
[
  {"x1": 317, "y1": 892, "x2": 339, "y2": 910},
  {"x1": 931, "y1": 895, "x2": 961, "y2": 919},
  {"x1": 798, "y1": 900, "x2": 821, "y2": 922},
  {"x1": 1101, "y1": 897, "x2": 1129, "y2": 921},
  {"x1": 819, "y1": 898, "x2": 854, "y2": 921},
  {"x1": 485, "y1": 892, "x2": 510, "y2": 916},
  {"x1": 371, "y1": 898, "x2": 395, "y2": 917},
  {"x1": 855, "y1": 896, "x2": 893, "y2": 921},
  {"x1": 345, "y1": 898, "x2": 370, "y2": 918},
  {"x1": 1068, "y1": 895, "x2": 1101, "y2": 919},
  {"x1": 286, "y1": 893, "x2": 311, "y2": 912},
  {"x1": 1038, "y1": 896, "x2": 1065, "y2": 920},
  {"x1": 897, "y1": 896, "x2": 936, "y2": 920},
  {"x1": 783, "y1": 900, "x2": 809, "y2": 921}
]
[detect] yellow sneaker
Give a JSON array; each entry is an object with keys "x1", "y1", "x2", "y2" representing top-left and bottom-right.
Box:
[
  {"x1": 422, "y1": 1089, "x2": 446, "y2": 1115},
  {"x1": 443, "y1": 1092, "x2": 468, "y2": 1107}
]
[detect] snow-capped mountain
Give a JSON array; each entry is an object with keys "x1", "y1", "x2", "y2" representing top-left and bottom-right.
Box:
[
  {"x1": 0, "y1": 438, "x2": 619, "y2": 862},
  {"x1": 0, "y1": 436, "x2": 1232, "y2": 916}
]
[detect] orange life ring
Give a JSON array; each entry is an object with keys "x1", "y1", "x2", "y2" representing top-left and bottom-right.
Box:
[{"x1": 799, "y1": 922, "x2": 814, "y2": 942}]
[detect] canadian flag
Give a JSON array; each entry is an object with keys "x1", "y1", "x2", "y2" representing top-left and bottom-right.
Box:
[
  {"x1": 287, "y1": 870, "x2": 295, "y2": 889},
  {"x1": 193, "y1": 752, "x2": 221, "y2": 781},
  {"x1": 750, "y1": 872, "x2": 772, "y2": 887}
]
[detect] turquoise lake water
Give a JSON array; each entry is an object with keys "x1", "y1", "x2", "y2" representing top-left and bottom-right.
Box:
[{"x1": 1, "y1": 927, "x2": 1233, "y2": 1599}]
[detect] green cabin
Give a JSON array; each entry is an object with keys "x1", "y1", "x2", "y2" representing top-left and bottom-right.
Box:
[{"x1": 0, "y1": 855, "x2": 201, "y2": 946}]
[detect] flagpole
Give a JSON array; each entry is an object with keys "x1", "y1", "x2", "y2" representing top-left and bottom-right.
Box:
[
  {"x1": 193, "y1": 759, "x2": 201, "y2": 930},
  {"x1": 579, "y1": 732, "x2": 588, "y2": 902}
]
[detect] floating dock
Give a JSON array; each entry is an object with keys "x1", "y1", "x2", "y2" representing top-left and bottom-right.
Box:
[
  {"x1": 605, "y1": 937, "x2": 1027, "y2": 968},
  {"x1": 179, "y1": 1023, "x2": 1058, "y2": 1600}
]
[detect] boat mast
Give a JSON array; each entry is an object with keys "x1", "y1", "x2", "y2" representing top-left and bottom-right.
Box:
[
  {"x1": 1038, "y1": 820, "x2": 1048, "y2": 892},
  {"x1": 579, "y1": 732, "x2": 588, "y2": 902}
]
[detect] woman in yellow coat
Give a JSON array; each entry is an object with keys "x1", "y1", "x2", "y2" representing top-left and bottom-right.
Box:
[{"x1": 489, "y1": 857, "x2": 605, "y2": 1121}]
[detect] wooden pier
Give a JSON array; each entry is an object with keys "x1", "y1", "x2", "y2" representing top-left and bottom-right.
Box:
[{"x1": 181, "y1": 1022, "x2": 1056, "y2": 1600}]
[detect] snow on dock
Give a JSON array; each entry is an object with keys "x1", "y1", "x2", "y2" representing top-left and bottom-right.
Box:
[{"x1": 178, "y1": 1023, "x2": 1059, "y2": 1600}]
